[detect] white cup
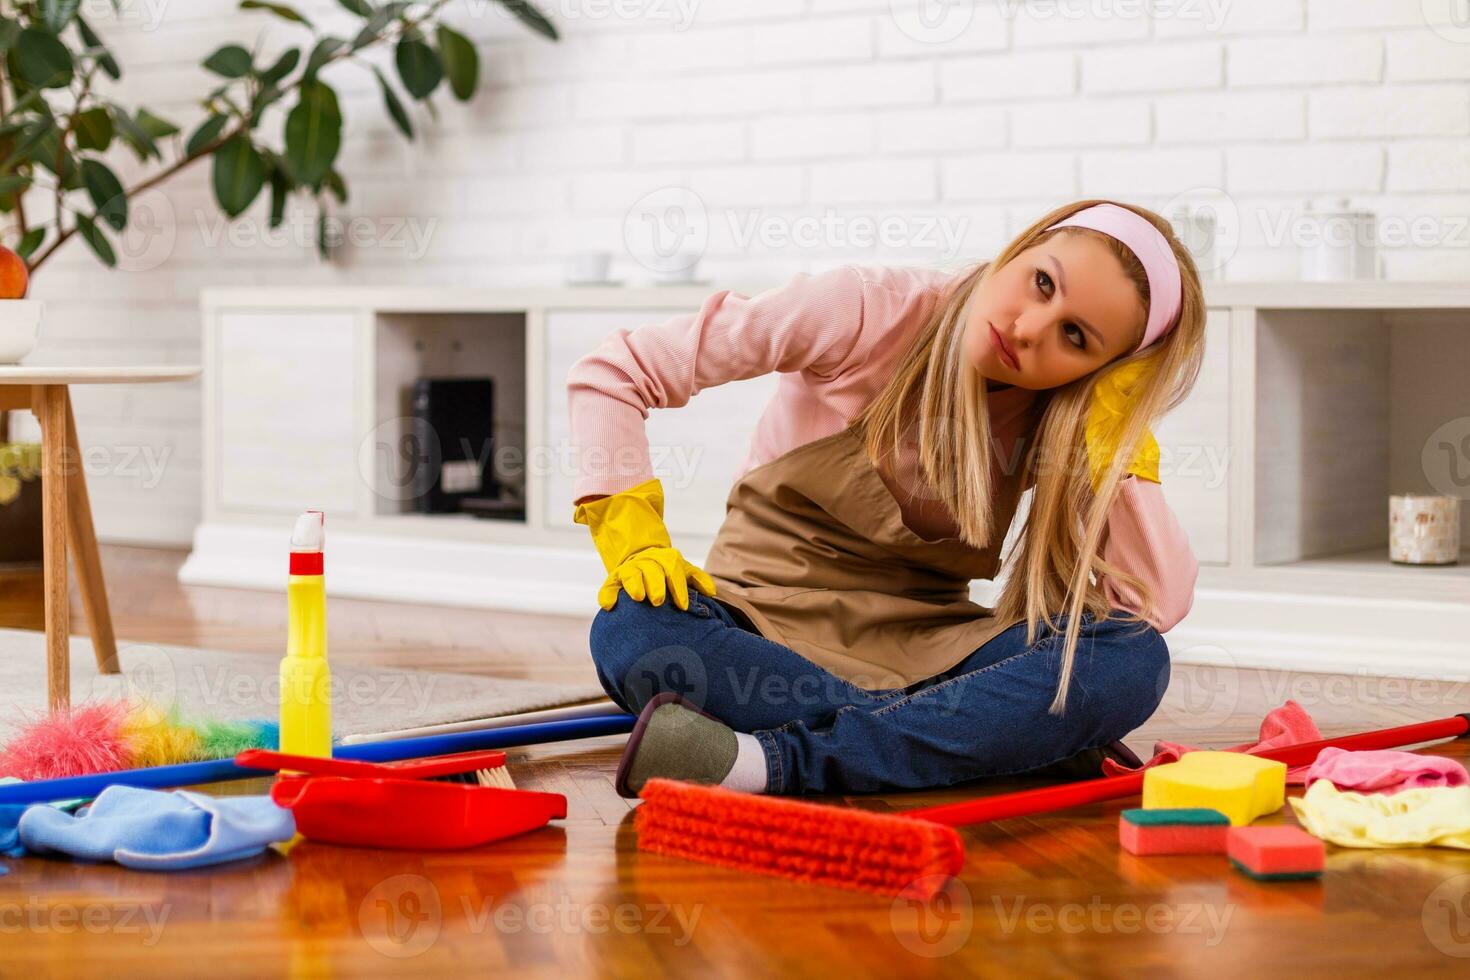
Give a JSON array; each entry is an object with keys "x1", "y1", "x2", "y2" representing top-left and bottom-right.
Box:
[
  {"x1": 565, "y1": 250, "x2": 612, "y2": 284},
  {"x1": 649, "y1": 250, "x2": 702, "y2": 284},
  {"x1": 0, "y1": 299, "x2": 42, "y2": 364},
  {"x1": 1299, "y1": 198, "x2": 1379, "y2": 281},
  {"x1": 1168, "y1": 204, "x2": 1222, "y2": 283}
]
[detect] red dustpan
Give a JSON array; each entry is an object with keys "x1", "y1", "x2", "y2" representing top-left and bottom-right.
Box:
[{"x1": 271, "y1": 775, "x2": 568, "y2": 849}]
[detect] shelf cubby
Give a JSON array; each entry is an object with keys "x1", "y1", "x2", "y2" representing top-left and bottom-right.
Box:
[{"x1": 371, "y1": 310, "x2": 527, "y2": 521}]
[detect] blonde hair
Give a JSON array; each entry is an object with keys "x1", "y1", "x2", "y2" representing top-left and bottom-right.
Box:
[{"x1": 854, "y1": 199, "x2": 1207, "y2": 713}]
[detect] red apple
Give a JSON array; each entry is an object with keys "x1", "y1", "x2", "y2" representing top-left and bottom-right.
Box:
[{"x1": 0, "y1": 245, "x2": 28, "y2": 299}]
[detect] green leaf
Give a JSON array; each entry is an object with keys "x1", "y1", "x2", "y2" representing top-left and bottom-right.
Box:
[
  {"x1": 351, "y1": 3, "x2": 409, "y2": 49},
  {"x1": 372, "y1": 66, "x2": 412, "y2": 139},
  {"x1": 16, "y1": 228, "x2": 45, "y2": 260},
  {"x1": 0, "y1": 18, "x2": 19, "y2": 51},
  {"x1": 186, "y1": 114, "x2": 229, "y2": 157},
  {"x1": 260, "y1": 47, "x2": 300, "y2": 86},
  {"x1": 323, "y1": 168, "x2": 347, "y2": 204},
  {"x1": 75, "y1": 16, "x2": 120, "y2": 80},
  {"x1": 284, "y1": 81, "x2": 342, "y2": 187},
  {"x1": 0, "y1": 119, "x2": 54, "y2": 171},
  {"x1": 0, "y1": 174, "x2": 31, "y2": 197},
  {"x1": 74, "y1": 107, "x2": 113, "y2": 152},
  {"x1": 16, "y1": 29, "x2": 74, "y2": 88},
  {"x1": 497, "y1": 0, "x2": 558, "y2": 41},
  {"x1": 317, "y1": 209, "x2": 332, "y2": 259},
  {"x1": 33, "y1": 130, "x2": 79, "y2": 186},
  {"x1": 82, "y1": 158, "x2": 127, "y2": 230},
  {"x1": 212, "y1": 135, "x2": 267, "y2": 217},
  {"x1": 75, "y1": 214, "x2": 117, "y2": 267},
  {"x1": 435, "y1": 25, "x2": 478, "y2": 101},
  {"x1": 203, "y1": 44, "x2": 252, "y2": 78},
  {"x1": 251, "y1": 86, "x2": 287, "y2": 125},
  {"x1": 136, "y1": 109, "x2": 179, "y2": 139},
  {"x1": 1, "y1": 88, "x2": 48, "y2": 124},
  {"x1": 268, "y1": 169, "x2": 291, "y2": 229},
  {"x1": 394, "y1": 37, "x2": 442, "y2": 99},
  {"x1": 42, "y1": 0, "x2": 82, "y2": 32},
  {"x1": 110, "y1": 108, "x2": 159, "y2": 162},
  {"x1": 337, "y1": 0, "x2": 373, "y2": 15},
  {"x1": 303, "y1": 37, "x2": 345, "y2": 81},
  {"x1": 240, "y1": 1, "x2": 313, "y2": 27}
]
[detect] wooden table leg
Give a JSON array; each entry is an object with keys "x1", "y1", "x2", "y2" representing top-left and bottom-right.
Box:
[
  {"x1": 32, "y1": 384, "x2": 69, "y2": 712},
  {"x1": 62, "y1": 389, "x2": 119, "y2": 674}
]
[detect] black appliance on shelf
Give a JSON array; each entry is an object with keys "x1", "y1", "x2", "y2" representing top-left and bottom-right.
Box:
[{"x1": 410, "y1": 377, "x2": 500, "y2": 514}]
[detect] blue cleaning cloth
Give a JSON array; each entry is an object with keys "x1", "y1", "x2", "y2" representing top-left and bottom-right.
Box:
[
  {"x1": 1, "y1": 778, "x2": 28, "y2": 857},
  {"x1": 1, "y1": 775, "x2": 87, "y2": 857},
  {"x1": 2, "y1": 804, "x2": 27, "y2": 857},
  {"x1": 18, "y1": 786, "x2": 295, "y2": 871}
]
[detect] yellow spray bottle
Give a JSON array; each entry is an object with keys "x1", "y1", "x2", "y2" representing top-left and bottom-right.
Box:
[{"x1": 279, "y1": 510, "x2": 332, "y2": 757}]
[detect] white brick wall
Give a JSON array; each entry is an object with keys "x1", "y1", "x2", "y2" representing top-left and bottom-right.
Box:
[{"x1": 12, "y1": 0, "x2": 1468, "y2": 545}]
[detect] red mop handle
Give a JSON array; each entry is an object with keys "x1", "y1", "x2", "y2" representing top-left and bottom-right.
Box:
[{"x1": 910, "y1": 713, "x2": 1470, "y2": 828}]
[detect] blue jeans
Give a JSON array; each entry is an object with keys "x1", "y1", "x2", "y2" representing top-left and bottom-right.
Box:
[{"x1": 589, "y1": 591, "x2": 1171, "y2": 794}]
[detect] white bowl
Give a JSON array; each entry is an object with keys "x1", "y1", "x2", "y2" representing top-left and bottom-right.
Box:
[{"x1": 0, "y1": 299, "x2": 41, "y2": 364}]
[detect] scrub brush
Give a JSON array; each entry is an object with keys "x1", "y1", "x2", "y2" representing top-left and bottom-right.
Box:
[{"x1": 236, "y1": 748, "x2": 517, "y2": 788}]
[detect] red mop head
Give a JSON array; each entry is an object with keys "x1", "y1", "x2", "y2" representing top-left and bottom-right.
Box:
[{"x1": 635, "y1": 778, "x2": 964, "y2": 898}]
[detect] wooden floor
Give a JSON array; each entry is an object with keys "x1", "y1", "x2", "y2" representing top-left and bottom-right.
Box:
[{"x1": 3, "y1": 546, "x2": 1469, "y2": 977}]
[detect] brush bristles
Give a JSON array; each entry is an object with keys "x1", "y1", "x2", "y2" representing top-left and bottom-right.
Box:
[
  {"x1": 476, "y1": 766, "x2": 516, "y2": 790},
  {"x1": 635, "y1": 779, "x2": 964, "y2": 898}
]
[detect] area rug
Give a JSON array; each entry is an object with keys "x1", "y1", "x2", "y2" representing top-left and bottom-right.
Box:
[{"x1": 0, "y1": 629, "x2": 607, "y2": 741}]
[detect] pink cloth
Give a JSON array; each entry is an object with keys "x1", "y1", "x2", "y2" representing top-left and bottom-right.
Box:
[
  {"x1": 1305, "y1": 747, "x2": 1468, "y2": 795},
  {"x1": 1101, "y1": 700, "x2": 1324, "y2": 782},
  {"x1": 566, "y1": 263, "x2": 1201, "y2": 632}
]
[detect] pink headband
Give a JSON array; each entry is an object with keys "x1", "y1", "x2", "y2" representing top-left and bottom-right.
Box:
[{"x1": 1046, "y1": 203, "x2": 1182, "y2": 353}]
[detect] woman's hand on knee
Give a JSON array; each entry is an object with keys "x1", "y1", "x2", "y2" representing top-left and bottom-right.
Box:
[
  {"x1": 599, "y1": 545, "x2": 717, "y2": 612},
  {"x1": 574, "y1": 477, "x2": 718, "y2": 612}
]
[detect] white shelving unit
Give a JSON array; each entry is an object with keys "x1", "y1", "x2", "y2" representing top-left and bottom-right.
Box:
[{"x1": 182, "y1": 280, "x2": 1470, "y2": 681}]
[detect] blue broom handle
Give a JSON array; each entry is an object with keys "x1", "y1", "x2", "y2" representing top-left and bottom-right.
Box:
[{"x1": 0, "y1": 713, "x2": 636, "y2": 806}]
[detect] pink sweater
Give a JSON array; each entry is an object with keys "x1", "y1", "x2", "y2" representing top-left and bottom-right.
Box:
[{"x1": 567, "y1": 263, "x2": 1199, "y2": 632}]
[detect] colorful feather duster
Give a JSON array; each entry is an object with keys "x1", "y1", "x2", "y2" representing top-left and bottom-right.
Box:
[{"x1": 0, "y1": 700, "x2": 278, "y2": 781}]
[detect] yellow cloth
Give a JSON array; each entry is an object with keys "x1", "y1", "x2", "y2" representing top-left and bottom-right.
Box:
[
  {"x1": 573, "y1": 477, "x2": 717, "y2": 612},
  {"x1": 1288, "y1": 780, "x2": 1470, "y2": 850},
  {"x1": 1084, "y1": 357, "x2": 1160, "y2": 492}
]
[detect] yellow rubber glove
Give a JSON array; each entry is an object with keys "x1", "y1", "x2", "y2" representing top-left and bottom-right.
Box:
[
  {"x1": 1084, "y1": 357, "x2": 1160, "y2": 493},
  {"x1": 573, "y1": 477, "x2": 717, "y2": 612}
]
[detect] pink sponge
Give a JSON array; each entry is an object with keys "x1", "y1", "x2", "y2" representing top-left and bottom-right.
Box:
[
  {"x1": 1119, "y1": 808, "x2": 1230, "y2": 855},
  {"x1": 1227, "y1": 825, "x2": 1324, "y2": 881}
]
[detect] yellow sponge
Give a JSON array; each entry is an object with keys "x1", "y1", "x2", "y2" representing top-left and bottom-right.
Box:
[{"x1": 1142, "y1": 751, "x2": 1287, "y2": 826}]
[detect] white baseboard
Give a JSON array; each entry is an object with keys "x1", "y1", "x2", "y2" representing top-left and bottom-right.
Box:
[
  {"x1": 180, "y1": 521, "x2": 1470, "y2": 682},
  {"x1": 179, "y1": 521, "x2": 609, "y2": 616}
]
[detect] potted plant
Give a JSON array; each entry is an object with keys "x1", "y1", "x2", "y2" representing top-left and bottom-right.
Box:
[{"x1": 0, "y1": 0, "x2": 556, "y2": 568}]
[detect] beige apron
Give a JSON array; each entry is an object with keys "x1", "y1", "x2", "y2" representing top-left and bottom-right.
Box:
[{"x1": 702, "y1": 422, "x2": 1036, "y2": 691}]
